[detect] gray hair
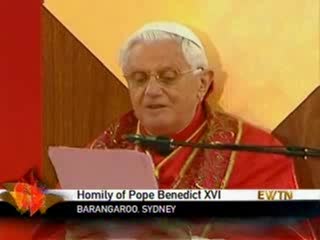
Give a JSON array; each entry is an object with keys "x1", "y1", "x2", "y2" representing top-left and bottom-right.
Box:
[{"x1": 119, "y1": 25, "x2": 209, "y2": 71}]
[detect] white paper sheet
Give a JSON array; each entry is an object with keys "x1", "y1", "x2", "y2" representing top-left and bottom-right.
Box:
[{"x1": 48, "y1": 147, "x2": 158, "y2": 189}]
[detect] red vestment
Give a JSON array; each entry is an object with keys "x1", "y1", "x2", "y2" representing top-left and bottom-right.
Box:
[
  {"x1": 86, "y1": 102, "x2": 317, "y2": 239},
  {"x1": 89, "y1": 103, "x2": 298, "y2": 190}
]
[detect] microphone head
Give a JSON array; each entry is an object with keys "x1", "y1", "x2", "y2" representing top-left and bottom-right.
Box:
[
  {"x1": 123, "y1": 134, "x2": 144, "y2": 144},
  {"x1": 123, "y1": 134, "x2": 173, "y2": 156}
]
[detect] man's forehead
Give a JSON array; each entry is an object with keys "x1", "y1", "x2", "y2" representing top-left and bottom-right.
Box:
[{"x1": 126, "y1": 40, "x2": 189, "y2": 70}]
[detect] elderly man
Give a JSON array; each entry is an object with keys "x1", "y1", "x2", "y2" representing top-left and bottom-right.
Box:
[
  {"x1": 83, "y1": 22, "x2": 317, "y2": 239},
  {"x1": 90, "y1": 22, "x2": 298, "y2": 190},
  {"x1": 29, "y1": 22, "x2": 316, "y2": 239}
]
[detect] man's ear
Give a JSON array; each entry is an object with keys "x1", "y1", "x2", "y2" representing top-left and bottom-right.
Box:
[{"x1": 198, "y1": 69, "x2": 214, "y2": 101}]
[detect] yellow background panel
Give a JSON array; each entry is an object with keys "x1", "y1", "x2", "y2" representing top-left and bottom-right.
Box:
[{"x1": 44, "y1": 0, "x2": 319, "y2": 130}]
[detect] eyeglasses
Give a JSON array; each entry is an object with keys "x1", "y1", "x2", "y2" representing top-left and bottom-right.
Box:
[{"x1": 124, "y1": 67, "x2": 203, "y2": 88}]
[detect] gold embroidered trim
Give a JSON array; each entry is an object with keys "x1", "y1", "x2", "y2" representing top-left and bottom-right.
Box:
[
  {"x1": 195, "y1": 182, "x2": 204, "y2": 189},
  {"x1": 200, "y1": 120, "x2": 242, "y2": 238},
  {"x1": 89, "y1": 137, "x2": 107, "y2": 149},
  {"x1": 89, "y1": 121, "x2": 121, "y2": 149},
  {"x1": 172, "y1": 147, "x2": 201, "y2": 189},
  {"x1": 219, "y1": 119, "x2": 243, "y2": 189},
  {"x1": 136, "y1": 120, "x2": 207, "y2": 179},
  {"x1": 135, "y1": 121, "x2": 141, "y2": 151},
  {"x1": 89, "y1": 138, "x2": 100, "y2": 149},
  {"x1": 292, "y1": 161, "x2": 300, "y2": 188}
]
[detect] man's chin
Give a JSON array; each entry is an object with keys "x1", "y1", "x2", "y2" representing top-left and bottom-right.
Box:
[{"x1": 141, "y1": 121, "x2": 173, "y2": 136}]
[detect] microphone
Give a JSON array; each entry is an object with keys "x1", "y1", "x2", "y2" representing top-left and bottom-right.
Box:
[
  {"x1": 124, "y1": 134, "x2": 320, "y2": 158},
  {"x1": 124, "y1": 134, "x2": 174, "y2": 155}
]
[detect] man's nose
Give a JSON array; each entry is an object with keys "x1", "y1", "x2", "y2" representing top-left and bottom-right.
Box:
[{"x1": 144, "y1": 76, "x2": 162, "y2": 97}]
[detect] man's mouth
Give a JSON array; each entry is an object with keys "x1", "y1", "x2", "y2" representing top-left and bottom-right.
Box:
[{"x1": 146, "y1": 104, "x2": 166, "y2": 109}]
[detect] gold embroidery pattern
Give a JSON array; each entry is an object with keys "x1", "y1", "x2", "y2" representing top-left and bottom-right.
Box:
[
  {"x1": 172, "y1": 147, "x2": 201, "y2": 189},
  {"x1": 220, "y1": 120, "x2": 243, "y2": 188},
  {"x1": 136, "y1": 120, "x2": 207, "y2": 180},
  {"x1": 176, "y1": 105, "x2": 240, "y2": 189},
  {"x1": 89, "y1": 106, "x2": 240, "y2": 191},
  {"x1": 89, "y1": 122, "x2": 119, "y2": 149},
  {"x1": 89, "y1": 111, "x2": 138, "y2": 150}
]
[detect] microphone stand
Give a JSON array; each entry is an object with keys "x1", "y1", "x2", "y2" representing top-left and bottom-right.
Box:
[{"x1": 124, "y1": 134, "x2": 320, "y2": 158}]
